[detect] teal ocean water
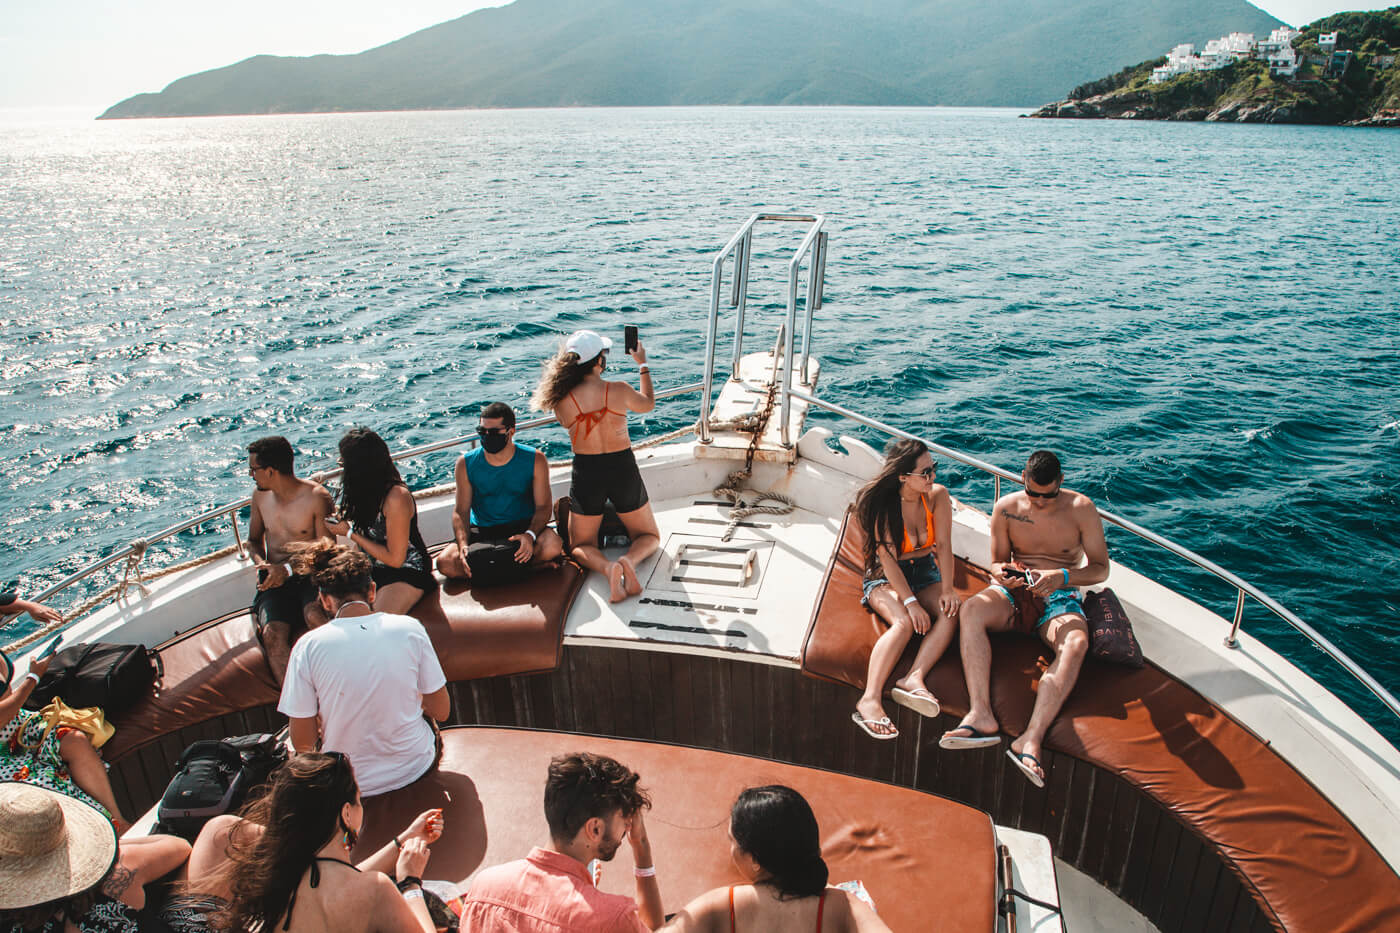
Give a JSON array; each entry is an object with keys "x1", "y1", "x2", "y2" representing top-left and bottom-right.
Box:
[{"x1": 1, "y1": 107, "x2": 1397, "y2": 731}]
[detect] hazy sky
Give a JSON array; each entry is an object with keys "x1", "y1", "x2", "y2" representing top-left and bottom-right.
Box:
[{"x1": 0, "y1": 0, "x2": 1368, "y2": 113}]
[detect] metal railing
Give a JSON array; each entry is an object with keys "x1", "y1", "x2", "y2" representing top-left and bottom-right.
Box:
[
  {"x1": 788, "y1": 387, "x2": 1400, "y2": 724},
  {"x1": 698, "y1": 213, "x2": 827, "y2": 447},
  {"x1": 13, "y1": 382, "x2": 705, "y2": 614}
]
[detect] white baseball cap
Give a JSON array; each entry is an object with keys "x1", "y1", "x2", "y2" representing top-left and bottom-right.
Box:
[{"x1": 565, "y1": 329, "x2": 612, "y2": 362}]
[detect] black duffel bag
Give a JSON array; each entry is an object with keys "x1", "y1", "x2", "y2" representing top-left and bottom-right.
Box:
[
  {"x1": 23, "y1": 642, "x2": 161, "y2": 715},
  {"x1": 154, "y1": 733, "x2": 287, "y2": 841}
]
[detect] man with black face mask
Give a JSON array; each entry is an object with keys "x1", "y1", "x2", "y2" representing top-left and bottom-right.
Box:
[{"x1": 435, "y1": 402, "x2": 563, "y2": 582}]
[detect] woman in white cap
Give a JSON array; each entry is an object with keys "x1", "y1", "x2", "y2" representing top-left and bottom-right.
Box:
[
  {"x1": 0, "y1": 782, "x2": 190, "y2": 932},
  {"x1": 531, "y1": 329, "x2": 660, "y2": 602}
]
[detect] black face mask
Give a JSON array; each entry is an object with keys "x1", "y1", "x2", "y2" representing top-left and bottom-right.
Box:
[{"x1": 480, "y1": 431, "x2": 510, "y2": 454}]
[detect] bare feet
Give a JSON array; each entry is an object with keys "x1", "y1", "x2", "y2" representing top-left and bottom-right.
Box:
[
  {"x1": 617, "y1": 556, "x2": 643, "y2": 596},
  {"x1": 606, "y1": 561, "x2": 628, "y2": 603}
]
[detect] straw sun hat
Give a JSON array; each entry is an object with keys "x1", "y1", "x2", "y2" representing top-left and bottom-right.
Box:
[{"x1": 0, "y1": 782, "x2": 117, "y2": 910}]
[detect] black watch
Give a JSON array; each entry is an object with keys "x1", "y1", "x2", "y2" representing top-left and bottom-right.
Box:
[{"x1": 396, "y1": 876, "x2": 423, "y2": 892}]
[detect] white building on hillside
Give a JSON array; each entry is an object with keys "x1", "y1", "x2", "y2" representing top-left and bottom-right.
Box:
[
  {"x1": 1259, "y1": 26, "x2": 1299, "y2": 57},
  {"x1": 1150, "y1": 32, "x2": 1258, "y2": 83},
  {"x1": 1268, "y1": 45, "x2": 1299, "y2": 77},
  {"x1": 1319, "y1": 32, "x2": 1339, "y2": 52}
]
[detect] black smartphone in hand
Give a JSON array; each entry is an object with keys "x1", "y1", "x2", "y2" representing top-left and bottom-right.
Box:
[{"x1": 624, "y1": 325, "x2": 638, "y2": 354}]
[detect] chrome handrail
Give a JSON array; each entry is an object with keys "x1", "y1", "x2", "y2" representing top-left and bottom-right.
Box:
[
  {"x1": 16, "y1": 382, "x2": 705, "y2": 611},
  {"x1": 789, "y1": 387, "x2": 1400, "y2": 723},
  {"x1": 699, "y1": 213, "x2": 825, "y2": 446}
]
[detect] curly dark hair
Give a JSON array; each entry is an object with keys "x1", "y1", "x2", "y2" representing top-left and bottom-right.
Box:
[
  {"x1": 284, "y1": 540, "x2": 373, "y2": 599},
  {"x1": 543, "y1": 753, "x2": 650, "y2": 842},
  {"x1": 852, "y1": 437, "x2": 929, "y2": 575},
  {"x1": 530, "y1": 346, "x2": 600, "y2": 413}
]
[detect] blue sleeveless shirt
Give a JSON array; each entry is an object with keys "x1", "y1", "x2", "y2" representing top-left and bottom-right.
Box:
[{"x1": 464, "y1": 443, "x2": 537, "y2": 527}]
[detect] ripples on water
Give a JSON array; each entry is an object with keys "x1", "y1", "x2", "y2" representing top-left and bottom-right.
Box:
[{"x1": 1, "y1": 107, "x2": 1397, "y2": 729}]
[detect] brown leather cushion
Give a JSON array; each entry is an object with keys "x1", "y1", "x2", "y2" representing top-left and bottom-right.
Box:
[
  {"x1": 360, "y1": 726, "x2": 997, "y2": 933},
  {"x1": 105, "y1": 562, "x2": 582, "y2": 762},
  {"x1": 802, "y1": 509, "x2": 1400, "y2": 933}
]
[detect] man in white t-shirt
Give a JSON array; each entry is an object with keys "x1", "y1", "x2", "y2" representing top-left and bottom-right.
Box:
[{"x1": 278, "y1": 543, "x2": 450, "y2": 797}]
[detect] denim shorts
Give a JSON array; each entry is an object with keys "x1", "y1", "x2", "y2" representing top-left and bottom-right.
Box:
[{"x1": 861, "y1": 553, "x2": 941, "y2": 608}]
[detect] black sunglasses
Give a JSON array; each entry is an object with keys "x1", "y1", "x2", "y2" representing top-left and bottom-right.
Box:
[
  {"x1": 476, "y1": 426, "x2": 509, "y2": 436},
  {"x1": 905, "y1": 466, "x2": 935, "y2": 478},
  {"x1": 1025, "y1": 487, "x2": 1060, "y2": 499}
]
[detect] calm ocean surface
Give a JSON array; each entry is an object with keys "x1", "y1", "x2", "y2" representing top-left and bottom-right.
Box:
[{"x1": 1, "y1": 107, "x2": 1397, "y2": 730}]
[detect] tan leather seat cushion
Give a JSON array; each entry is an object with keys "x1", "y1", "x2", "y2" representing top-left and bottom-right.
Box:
[
  {"x1": 360, "y1": 726, "x2": 996, "y2": 933},
  {"x1": 105, "y1": 562, "x2": 582, "y2": 761},
  {"x1": 802, "y1": 509, "x2": 1400, "y2": 933}
]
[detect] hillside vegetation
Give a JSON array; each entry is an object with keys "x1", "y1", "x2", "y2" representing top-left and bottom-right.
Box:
[
  {"x1": 99, "y1": 0, "x2": 1282, "y2": 117},
  {"x1": 1031, "y1": 6, "x2": 1400, "y2": 124}
]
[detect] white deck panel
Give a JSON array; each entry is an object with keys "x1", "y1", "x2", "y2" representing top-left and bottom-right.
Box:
[{"x1": 562, "y1": 491, "x2": 841, "y2": 663}]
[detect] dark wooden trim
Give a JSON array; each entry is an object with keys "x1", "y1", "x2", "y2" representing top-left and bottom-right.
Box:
[{"x1": 109, "y1": 644, "x2": 1267, "y2": 931}]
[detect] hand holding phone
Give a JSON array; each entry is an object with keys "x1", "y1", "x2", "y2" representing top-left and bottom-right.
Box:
[
  {"x1": 624, "y1": 325, "x2": 639, "y2": 355},
  {"x1": 37, "y1": 634, "x2": 63, "y2": 660}
]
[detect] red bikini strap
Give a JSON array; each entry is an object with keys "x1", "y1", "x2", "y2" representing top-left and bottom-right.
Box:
[
  {"x1": 815, "y1": 890, "x2": 826, "y2": 932},
  {"x1": 729, "y1": 885, "x2": 737, "y2": 933}
]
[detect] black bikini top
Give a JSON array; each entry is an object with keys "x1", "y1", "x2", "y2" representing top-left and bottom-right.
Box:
[{"x1": 283, "y1": 857, "x2": 360, "y2": 930}]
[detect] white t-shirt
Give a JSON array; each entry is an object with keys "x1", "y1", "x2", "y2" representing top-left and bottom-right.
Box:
[{"x1": 278, "y1": 610, "x2": 447, "y2": 797}]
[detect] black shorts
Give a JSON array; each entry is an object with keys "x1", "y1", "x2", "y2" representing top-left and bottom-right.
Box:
[
  {"x1": 371, "y1": 562, "x2": 438, "y2": 593},
  {"x1": 252, "y1": 572, "x2": 319, "y2": 632},
  {"x1": 570, "y1": 449, "x2": 649, "y2": 517}
]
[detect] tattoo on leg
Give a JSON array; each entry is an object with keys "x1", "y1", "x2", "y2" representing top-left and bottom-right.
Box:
[{"x1": 102, "y1": 864, "x2": 135, "y2": 900}]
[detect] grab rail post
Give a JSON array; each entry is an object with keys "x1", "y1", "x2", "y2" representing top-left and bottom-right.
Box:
[
  {"x1": 1226, "y1": 589, "x2": 1246, "y2": 648},
  {"x1": 730, "y1": 229, "x2": 752, "y2": 379},
  {"x1": 230, "y1": 514, "x2": 246, "y2": 561}
]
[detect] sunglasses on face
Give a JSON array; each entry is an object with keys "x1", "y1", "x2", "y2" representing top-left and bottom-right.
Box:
[
  {"x1": 476, "y1": 427, "x2": 509, "y2": 437},
  {"x1": 905, "y1": 466, "x2": 935, "y2": 479},
  {"x1": 1025, "y1": 487, "x2": 1060, "y2": 499}
]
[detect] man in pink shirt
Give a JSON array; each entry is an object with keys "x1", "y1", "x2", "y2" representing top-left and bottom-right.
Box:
[{"x1": 461, "y1": 753, "x2": 663, "y2": 931}]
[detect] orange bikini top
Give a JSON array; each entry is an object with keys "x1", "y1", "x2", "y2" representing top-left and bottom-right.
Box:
[
  {"x1": 900, "y1": 494, "x2": 935, "y2": 554},
  {"x1": 565, "y1": 385, "x2": 626, "y2": 441}
]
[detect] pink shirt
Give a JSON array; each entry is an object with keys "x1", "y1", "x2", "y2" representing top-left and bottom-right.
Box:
[{"x1": 461, "y1": 847, "x2": 649, "y2": 933}]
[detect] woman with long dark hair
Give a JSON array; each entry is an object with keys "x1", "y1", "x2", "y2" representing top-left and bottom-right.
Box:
[
  {"x1": 661, "y1": 785, "x2": 890, "y2": 932},
  {"x1": 170, "y1": 752, "x2": 442, "y2": 933},
  {"x1": 324, "y1": 427, "x2": 435, "y2": 614},
  {"x1": 848, "y1": 439, "x2": 959, "y2": 740},
  {"x1": 531, "y1": 330, "x2": 659, "y2": 603}
]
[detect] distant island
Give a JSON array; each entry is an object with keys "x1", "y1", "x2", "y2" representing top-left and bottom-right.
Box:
[
  {"x1": 99, "y1": 0, "x2": 1282, "y2": 118},
  {"x1": 1029, "y1": 7, "x2": 1400, "y2": 124}
]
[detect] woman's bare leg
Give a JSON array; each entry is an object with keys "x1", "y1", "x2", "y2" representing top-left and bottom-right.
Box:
[
  {"x1": 58, "y1": 730, "x2": 126, "y2": 827},
  {"x1": 374, "y1": 581, "x2": 425, "y2": 615},
  {"x1": 614, "y1": 503, "x2": 660, "y2": 596}
]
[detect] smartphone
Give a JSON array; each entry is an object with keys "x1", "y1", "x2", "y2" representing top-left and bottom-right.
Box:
[
  {"x1": 1002, "y1": 566, "x2": 1031, "y2": 583},
  {"x1": 624, "y1": 325, "x2": 638, "y2": 354},
  {"x1": 37, "y1": 634, "x2": 63, "y2": 660}
]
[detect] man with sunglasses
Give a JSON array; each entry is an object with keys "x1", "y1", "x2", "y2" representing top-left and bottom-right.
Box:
[
  {"x1": 940, "y1": 450, "x2": 1110, "y2": 789},
  {"x1": 435, "y1": 402, "x2": 563, "y2": 582}
]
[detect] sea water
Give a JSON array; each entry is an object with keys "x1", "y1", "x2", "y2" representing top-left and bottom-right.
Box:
[{"x1": 1, "y1": 107, "x2": 1397, "y2": 732}]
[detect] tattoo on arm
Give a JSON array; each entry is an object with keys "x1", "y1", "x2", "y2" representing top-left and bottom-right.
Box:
[{"x1": 101, "y1": 864, "x2": 135, "y2": 900}]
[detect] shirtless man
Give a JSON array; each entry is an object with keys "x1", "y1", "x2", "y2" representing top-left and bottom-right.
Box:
[
  {"x1": 939, "y1": 450, "x2": 1109, "y2": 788},
  {"x1": 246, "y1": 436, "x2": 334, "y2": 683}
]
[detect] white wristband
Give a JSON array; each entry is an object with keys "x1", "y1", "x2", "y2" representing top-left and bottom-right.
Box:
[
  {"x1": 902, "y1": 595, "x2": 918, "y2": 607},
  {"x1": 402, "y1": 888, "x2": 424, "y2": 901},
  {"x1": 21, "y1": 672, "x2": 40, "y2": 688},
  {"x1": 283, "y1": 563, "x2": 294, "y2": 577},
  {"x1": 634, "y1": 865, "x2": 656, "y2": 878},
  {"x1": 525, "y1": 529, "x2": 537, "y2": 542}
]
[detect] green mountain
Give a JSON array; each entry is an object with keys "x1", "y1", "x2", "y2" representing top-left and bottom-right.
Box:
[
  {"x1": 1029, "y1": 6, "x2": 1400, "y2": 123},
  {"x1": 99, "y1": 0, "x2": 1284, "y2": 118}
]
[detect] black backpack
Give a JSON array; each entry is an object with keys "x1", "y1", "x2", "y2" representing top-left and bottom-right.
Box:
[
  {"x1": 23, "y1": 642, "x2": 161, "y2": 715},
  {"x1": 154, "y1": 733, "x2": 287, "y2": 841}
]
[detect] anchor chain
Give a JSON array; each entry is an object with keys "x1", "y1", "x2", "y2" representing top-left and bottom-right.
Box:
[{"x1": 711, "y1": 370, "x2": 795, "y2": 542}]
